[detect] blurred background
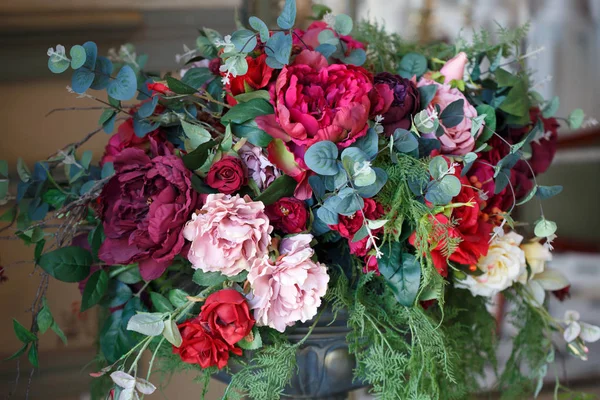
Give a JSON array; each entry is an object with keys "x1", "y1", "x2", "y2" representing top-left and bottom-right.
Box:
[{"x1": 1, "y1": 0, "x2": 600, "y2": 398}]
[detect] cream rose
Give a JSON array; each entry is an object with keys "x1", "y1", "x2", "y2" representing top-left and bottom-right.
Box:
[
  {"x1": 518, "y1": 240, "x2": 553, "y2": 282},
  {"x1": 456, "y1": 231, "x2": 526, "y2": 297}
]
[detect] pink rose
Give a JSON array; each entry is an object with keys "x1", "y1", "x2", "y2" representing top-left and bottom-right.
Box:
[
  {"x1": 239, "y1": 143, "x2": 280, "y2": 190},
  {"x1": 248, "y1": 234, "x2": 329, "y2": 332},
  {"x1": 183, "y1": 194, "x2": 272, "y2": 277},
  {"x1": 440, "y1": 52, "x2": 468, "y2": 83},
  {"x1": 256, "y1": 50, "x2": 373, "y2": 148},
  {"x1": 418, "y1": 78, "x2": 482, "y2": 155}
]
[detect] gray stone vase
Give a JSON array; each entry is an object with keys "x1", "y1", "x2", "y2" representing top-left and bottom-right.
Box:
[{"x1": 214, "y1": 309, "x2": 364, "y2": 399}]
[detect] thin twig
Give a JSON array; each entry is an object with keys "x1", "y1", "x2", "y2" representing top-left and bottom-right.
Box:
[{"x1": 45, "y1": 106, "x2": 109, "y2": 117}]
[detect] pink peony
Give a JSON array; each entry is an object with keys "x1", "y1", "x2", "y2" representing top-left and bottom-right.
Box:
[
  {"x1": 418, "y1": 78, "x2": 482, "y2": 155},
  {"x1": 239, "y1": 143, "x2": 280, "y2": 190},
  {"x1": 248, "y1": 234, "x2": 329, "y2": 332},
  {"x1": 440, "y1": 52, "x2": 468, "y2": 83},
  {"x1": 256, "y1": 50, "x2": 374, "y2": 148},
  {"x1": 183, "y1": 194, "x2": 272, "y2": 277}
]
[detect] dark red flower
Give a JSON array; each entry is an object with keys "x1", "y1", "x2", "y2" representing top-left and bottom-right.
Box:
[
  {"x1": 363, "y1": 254, "x2": 379, "y2": 275},
  {"x1": 205, "y1": 156, "x2": 247, "y2": 195},
  {"x1": 552, "y1": 285, "x2": 571, "y2": 302},
  {"x1": 199, "y1": 289, "x2": 254, "y2": 347},
  {"x1": 173, "y1": 319, "x2": 241, "y2": 369},
  {"x1": 329, "y1": 198, "x2": 385, "y2": 257},
  {"x1": 374, "y1": 73, "x2": 421, "y2": 133},
  {"x1": 265, "y1": 197, "x2": 308, "y2": 234},
  {"x1": 98, "y1": 148, "x2": 199, "y2": 281},
  {"x1": 420, "y1": 299, "x2": 438, "y2": 310}
]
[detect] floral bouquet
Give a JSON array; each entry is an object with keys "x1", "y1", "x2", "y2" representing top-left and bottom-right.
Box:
[{"x1": 3, "y1": 1, "x2": 597, "y2": 399}]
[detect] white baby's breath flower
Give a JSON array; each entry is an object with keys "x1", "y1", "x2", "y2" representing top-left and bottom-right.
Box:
[{"x1": 323, "y1": 12, "x2": 336, "y2": 29}]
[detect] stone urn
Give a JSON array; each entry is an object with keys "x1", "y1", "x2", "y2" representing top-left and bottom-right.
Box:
[{"x1": 214, "y1": 308, "x2": 364, "y2": 399}]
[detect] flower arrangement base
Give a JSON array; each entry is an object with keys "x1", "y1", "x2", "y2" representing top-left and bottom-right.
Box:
[{"x1": 215, "y1": 309, "x2": 364, "y2": 399}]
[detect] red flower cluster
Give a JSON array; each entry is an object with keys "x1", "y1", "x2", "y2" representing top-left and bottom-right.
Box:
[
  {"x1": 224, "y1": 53, "x2": 274, "y2": 105},
  {"x1": 173, "y1": 289, "x2": 254, "y2": 369}
]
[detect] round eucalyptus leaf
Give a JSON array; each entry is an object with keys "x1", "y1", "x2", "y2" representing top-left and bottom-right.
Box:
[
  {"x1": 304, "y1": 141, "x2": 339, "y2": 175},
  {"x1": 334, "y1": 14, "x2": 353, "y2": 35},
  {"x1": 69, "y1": 45, "x2": 87, "y2": 69}
]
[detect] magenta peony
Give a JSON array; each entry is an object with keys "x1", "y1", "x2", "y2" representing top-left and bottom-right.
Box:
[
  {"x1": 256, "y1": 50, "x2": 374, "y2": 148},
  {"x1": 418, "y1": 78, "x2": 482, "y2": 155},
  {"x1": 248, "y1": 234, "x2": 329, "y2": 332},
  {"x1": 183, "y1": 194, "x2": 272, "y2": 277},
  {"x1": 98, "y1": 148, "x2": 198, "y2": 281}
]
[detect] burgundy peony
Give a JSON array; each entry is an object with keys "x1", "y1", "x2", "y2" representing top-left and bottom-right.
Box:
[
  {"x1": 173, "y1": 319, "x2": 241, "y2": 369},
  {"x1": 205, "y1": 156, "x2": 247, "y2": 194},
  {"x1": 374, "y1": 72, "x2": 421, "y2": 133},
  {"x1": 101, "y1": 118, "x2": 174, "y2": 166},
  {"x1": 265, "y1": 197, "x2": 308, "y2": 234},
  {"x1": 199, "y1": 289, "x2": 254, "y2": 346},
  {"x1": 98, "y1": 148, "x2": 198, "y2": 281},
  {"x1": 329, "y1": 198, "x2": 385, "y2": 257},
  {"x1": 257, "y1": 50, "x2": 374, "y2": 148},
  {"x1": 225, "y1": 54, "x2": 274, "y2": 105}
]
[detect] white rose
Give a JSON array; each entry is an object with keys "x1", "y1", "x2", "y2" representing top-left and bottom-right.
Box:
[
  {"x1": 456, "y1": 231, "x2": 526, "y2": 297},
  {"x1": 518, "y1": 240, "x2": 552, "y2": 283}
]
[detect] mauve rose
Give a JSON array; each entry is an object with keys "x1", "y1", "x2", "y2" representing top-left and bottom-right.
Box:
[
  {"x1": 100, "y1": 118, "x2": 174, "y2": 166},
  {"x1": 297, "y1": 21, "x2": 366, "y2": 56},
  {"x1": 440, "y1": 52, "x2": 468, "y2": 83},
  {"x1": 239, "y1": 143, "x2": 280, "y2": 190},
  {"x1": 256, "y1": 50, "x2": 373, "y2": 148},
  {"x1": 199, "y1": 289, "x2": 254, "y2": 346},
  {"x1": 98, "y1": 148, "x2": 198, "y2": 281},
  {"x1": 248, "y1": 234, "x2": 329, "y2": 332},
  {"x1": 173, "y1": 319, "x2": 241, "y2": 369},
  {"x1": 183, "y1": 194, "x2": 272, "y2": 277},
  {"x1": 418, "y1": 78, "x2": 482, "y2": 155},
  {"x1": 225, "y1": 54, "x2": 273, "y2": 106},
  {"x1": 205, "y1": 156, "x2": 247, "y2": 195},
  {"x1": 374, "y1": 73, "x2": 421, "y2": 133},
  {"x1": 265, "y1": 197, "x2": 308, "y2": 234}
]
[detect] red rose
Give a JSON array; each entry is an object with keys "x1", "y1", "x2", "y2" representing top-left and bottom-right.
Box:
[
  {"x1": 265, "y1": 197, "x2": 308, "y2": 234},
  {"x1": 173, "y1": 319, "x2": 241, "y2": 369},
  {"x1": 199, "y1": 289, "x2": 254, "y2": 346},
  {"x1": 146, "y1": 82, "x2": 170, "y2": 95},
  {"x1": 330, "y1": 198, "x2": 384, "y2": 257},
  {"x1": 225, "y1": 54, "x2": 273, "y2": 105},
  {"x1": 205, "y1": 157, "x2": 247, "y2": 194}
]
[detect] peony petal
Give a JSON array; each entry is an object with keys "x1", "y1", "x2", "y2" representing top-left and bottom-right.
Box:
[
  {"x1": 138, "y1": 257, "x2": 170, "y2": 281},
  {"x1": 255, "y1": 115, "x2": 291, "y2": 142}
]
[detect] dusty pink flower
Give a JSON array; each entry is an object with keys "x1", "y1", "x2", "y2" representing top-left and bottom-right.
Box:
[
  {"x1": 440, "y1": 52, "x2": 468, "y2": 83},
  {"x1": 183, "y1": 194, "x2": 272, "y2": 277},
  {"x1": 239, "y1": 143, "x2": 280, "y2": 190},
  {"x1": 418, "y1": 78, "x2": 482, "y2": 155},
  {"x1": 248, "y1": 234, "x2": 329, "y2": 332}
]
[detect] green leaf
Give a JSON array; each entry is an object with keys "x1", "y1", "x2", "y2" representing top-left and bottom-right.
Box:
[
  {"x1": 265, "y1": 32, "x2": 293, "y2": 67},
  {"x1": 317, "y1": 196, "x2": 342, "y2": 225},
  {"x1": 221, "y1": 98, "x2": 274, "y2": 125},
  {"x1": 426, "y1": 175, "x2": 461, "y2": 205},
  {"x1": 13, "y1": 319, "x2": 37, "y2": 343},
  {"x1": 494, "y1": 68, "x2": 519, "y2": 87},
  {"x1": 542, "y1": 96, "x2": 560, "y2": 118},
  {"x1": 378, "y1": 243, "x2": 421, "y2": 307},
  {"x1": 0, "y1": 160, "x2": 7, "y2": 178},
  {"x1": 355, "y1": 167, "x2": 387, "y2": 198},
  {"x1": 231, "y1": 29, "x2": 257, "y2": 53},
  {"x1": 317, "y1": 29, "x2": 339, "y2": 46},
  {"x1": 168, "y1": 289, "x2": 189, "y2": 308},
  {"x1": 100, "y1": 308, "x2": 139, "y2": 363},
  {"x1": 414, "y1": 109, "x2": 438, "y2": 133},
  {"x1": 71, "y1": 68, "x2": 95, "y2": 93},
  {"x1": 91, "y1": 56, "x2": 114, "y2": 90},
  {"x1": 4, "y1": 344, "x2": 28, "y2": 361},
  {"x1": 37, "y1": 300, "x2": 53, "y2": 334},
  {"x1": 28, "y1": 345, "x2": 39, "y2": 368},
  {"x1": 193, "y1": 270, "x2": 227, "y2": 287},
  {"x1": 343, "y1": 48, "x2": 367, "y2": 67},
  {"x1": 428, "y1": 156, "x2": 448, "y2": 180},
  {"x1": 182, "y1": 139, "x2": 217, "y2": 171},
  {"x1": 115, "y1": 267, "x2": 142, "y2": 285},
  {"x1": 38, "y1": 246, "x2": 92, "y2": 282},
  {"x1": 237, "y1": 327, "x2": 262, "y2": 350},
  {"x1": 249, "y1": 16, "x2": 270, "y2": 42},
  {"x1": 475, "y1": 105, "x2": 496, "y2": 142},
  {"x1": 107, "y1": 65, "x2": 137, "y2": 101},
  {"x1": 234, "y1": 90, "x2": 271, "y2": 103},
  {"x1": 69, "y1": 45, "x2": 87, "y2": 69},
  {"x1": 88, "y1": 224, "x2": 104, "y2": 261},
  {"x1": 393, "y1": 129, "x2": 419, "y2": 153},
  {"x1": 277, "y1": 0, "x2": 296, "y2": 29},
  {"x1": 567, "y1": 109, "x2": 585, "y2": 130},
  {"x1": 81, "y1": 270, "x2": 108, "y2": 311},
  {"x1": 439, "y1": 99, "x2": 464, "y2": 128},
  {"x1": 127, "y1": 313, "x2": 165, "y2": 336},
  {"x1": 536, "y1": 185, "x2": 563, "y2": 200},
  {"x1": 149, "y1": 292, "x2": 174, "y2": 313},
  {"x1": 494, "y1": 170, "x2": 510, "y2": 194},
  {"x1": 229, "y1": 271, "x2": 249, "y2": 283},
  {"x1": 418, "y1": 85, "x2": 437, "y2": 109},
  {"x1": 333, "y1": 14, "x2": 353, "y2": 35},
  {"x1": 166, "y1": 76, "x2": 197, "y2": 95},
  {"x1": 230, "y1": 120, "x2": 273, "y2": 147},
  {"x1": 80, "y1": 150, "x2": 93, "y2": 170},
  {"x1": 534, "y1": 219, "x2": 557, "y2": 238},
  {"x1": 499, "y1": 81, "x2": 529, "y2": 117},
  {"x1": 17, "y1": 158, "x2": 31, "y2": 183},
  {"x1": 397, "y1": 53, "x2": 428, "y2": 79},
  {"x1": 254, "y1": 175, "x2": 297, "y2": 205},
  {"x1": 516, "y1": 186, "x2": 537, "y2": 206},
  {"x1": 105, "y1": 280, "x2": 133, "y2": 308},
  {"x1": 163, "y1": 317, "x2": 183, "y2": 347},
  {"x1": 335, "y1": 191, "x2": 364, "y2": 216},
  {"x1": 304, "y1": 141, "x2": 339, "y2": 175},
  {"x1": 181, "y1": 68, "x2": 214, "y2": 89},
  {"x1": 51, "y1": 321, "x2": 67, "y2": 344},
  {"x1": 489, "y1": 49, "x2": 503, "y2": 72},
  {"x1": 181, "y1": 120, "x2": 211, "y2": 150}
]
